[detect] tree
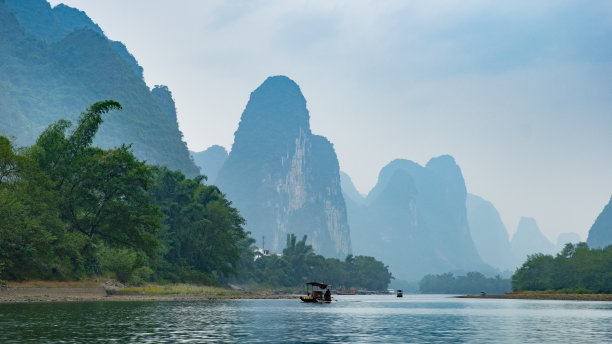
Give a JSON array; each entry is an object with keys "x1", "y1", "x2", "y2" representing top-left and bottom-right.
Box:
[
  {"x1": 148, "y1": 166, "x2": 248, "y2": 283},
  {"x1": 512, "y1": 243, "x2": 612, "y2": 293},
  {"x1": 0, "y1": 136, "x2": 63, "y2": 280},
  {"x1": 419, "y1": 272, "x2": 511, "y2": 294},
  {"x1": 29, "y1": 100, "x2": 161, "y2": 275},
  {"x1": 282, "y1": 234, "x2": 316, "y2": 285}
]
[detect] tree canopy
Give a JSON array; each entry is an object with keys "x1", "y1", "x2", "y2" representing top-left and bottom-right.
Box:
[
  {"x1": 419, "y1": 272, "x2": 511, "y2": 294},
  {"x1": 0, "y1": 101, "x2": 248, "y2": 284},
  {"x1": 512, "y1": 243, "x2": 612, "y2": 293},
  {"x1": 226, "y1": 233, "x2": 393, "y2": 291}
]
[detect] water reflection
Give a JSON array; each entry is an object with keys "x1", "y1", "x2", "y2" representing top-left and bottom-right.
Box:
[{"x1": 0, "y1": 295, "x2": 610, "y2": 343}]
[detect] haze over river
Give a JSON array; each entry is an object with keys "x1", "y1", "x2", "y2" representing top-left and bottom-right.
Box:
[{"x1": 1, "y1": 295, "x2": 610, "y2": 343}]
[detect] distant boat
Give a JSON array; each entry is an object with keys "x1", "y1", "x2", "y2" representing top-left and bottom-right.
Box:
[
  {"x1": 397, "y1": 289, "x2": 403, "y2": 297},
  {"x1": 336, "y1": 288, "x2": 356, "y2": 295},
  {"x1": 300, "y1": 282, "x2": 333, "y2": 303}
]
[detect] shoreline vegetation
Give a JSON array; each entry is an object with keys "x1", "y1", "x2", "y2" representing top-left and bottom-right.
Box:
[
  {"x1": 0, "y1": 280, "x2": 298, "y2": 303},
  {"x1": 3, "y1": 281, "x2": 611, "y2": 303}
]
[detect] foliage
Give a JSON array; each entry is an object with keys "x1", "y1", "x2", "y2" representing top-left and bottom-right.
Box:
[
  {"x1": 512, "y1": 243, "x2": 612, "y2": 293},
  {"x1": 0, "y1": 136, "x2": 63, "y2": 280},
  {"x1": 419, "y1": 272, "x2": 511, "y2": 294},
  {"x1": 226, "y1": 234, "x2": 393, "y2": 291},
  {"x1": 148, "y1": 166, "x2": 248, "y2": 284},
  {"x1": 100, "y1": 247, "x2": 151, "y2": 285},
  {"x1": 0, "y1": 101, "x2": 248, "y2": 286},
  {"x1": 27, "y1": 101, "x2": 161, "y2": 276}
]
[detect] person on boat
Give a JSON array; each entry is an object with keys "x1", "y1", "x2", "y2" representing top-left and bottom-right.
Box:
[{"x1": 324, "y1": 288, "x2": 331, "y2": 301}]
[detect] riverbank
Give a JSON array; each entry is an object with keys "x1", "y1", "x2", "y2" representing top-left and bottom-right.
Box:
[
  {"x1": 0, "y1": 280, "x2": 297, "y2": 303},
  {"x1": 458, "y1": 292, "x2": 612, "y2": 301}
]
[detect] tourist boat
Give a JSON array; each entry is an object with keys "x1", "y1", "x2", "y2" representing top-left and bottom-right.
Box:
[
  {"x1": 336, "y1": 288, "x2": 356, "y2": 295},
  {"x1": 300, "y1": 282, "x2": 333, "y2": 303},
  {"x1": 397, "y1": 289, "x2": 403, "y2": 297}
]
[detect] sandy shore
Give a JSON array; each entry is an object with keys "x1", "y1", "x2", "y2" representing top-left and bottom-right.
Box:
[
  {"x1": 0, "y1": 286, "x2": 298, "y2": 303},
  {"x1": 457, "y1": 293, "x2": 612, "y2": 301}
]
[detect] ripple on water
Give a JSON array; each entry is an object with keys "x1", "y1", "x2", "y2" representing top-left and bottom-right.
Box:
[{"x1": 0, "y1": 296, "x2": 610, "y2": 343}]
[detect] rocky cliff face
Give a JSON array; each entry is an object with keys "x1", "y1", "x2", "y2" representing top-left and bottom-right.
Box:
[
  {"x1": 0, "y1": 0, "x2": 198, "y2": 176},
  {"x1": 216, "y1": 76, "x2": 351, "y2": 258},
  {"x1": 347, "y1": 156, "x2": 491, "y2": 281},
  {"x1": 511, "y1": 217, "x2": 556, "y2": 265},
  {"x1": 466, "y1": 194, "x2": 516, "y2": 271},
  {"x1": 586, "y1": 196, "x2": 612, "y2": 248}
]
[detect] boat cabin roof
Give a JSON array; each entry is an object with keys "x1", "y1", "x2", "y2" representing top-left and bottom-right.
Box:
[{"x1": 306, "y1": 282, "x2": 329, "y2": 289}]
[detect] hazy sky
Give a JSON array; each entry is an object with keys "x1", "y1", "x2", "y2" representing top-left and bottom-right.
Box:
[{"x1": 49, "y1": 0, "x2": 612, "y2": 243}]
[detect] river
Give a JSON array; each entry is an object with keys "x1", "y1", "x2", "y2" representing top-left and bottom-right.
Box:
[{"x1": 0, "y1": 294, "x2": 610, "y2": 343}]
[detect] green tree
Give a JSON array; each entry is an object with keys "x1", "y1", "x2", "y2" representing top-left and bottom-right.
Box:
[
  {"x1": 419, "y1": 272, "x2": 511, "y2": 294},
  {"x1": 229, "y1": 233, "x2": 393, "y2": 290},
  {"x1": 29, "y1": 101, "x2": 161, "y2": 275},
  {"x1": 282, "y1": 234, "x2": 316, "y2": 285},
  {"x1": 512, "y1": 243, "x2": 612, "y2": 293},
  {"x1": 0, "y1": 136, "x2": 63, "y2": 280},
  {"x1": 512, "y1": 253, "x2": 555, "y2": 291},
  {"x1": 148, "y1": 167, "x2": 247, "y2": 283}
]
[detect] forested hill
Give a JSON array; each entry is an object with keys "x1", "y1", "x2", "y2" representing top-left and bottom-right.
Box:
[{"x1": 0, "y1": 0, "x2": 199, "y2": 176}]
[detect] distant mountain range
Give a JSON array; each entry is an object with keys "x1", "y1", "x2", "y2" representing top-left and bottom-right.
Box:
[
  {"x1": 215, "y1": 76, "x2": 352, "y2": 258},
  {"x1": 343, "y1": 156, "x2": 493, "y2": 281},
  {"x1": 511, "y1": 217, "x2": 556, "y2": 264},
  {"x1": 191, "y1": 145, "x2": 228, "y2": 184},
  {"x1": 0, "y1": 0, "x2": 198, "y2": 176},
  {"x1": 466, "y1": 194, "x2": 515, "y2": 271},
  {"x1": 466, "y1": 195, "x2": 584, "y2": 271}
]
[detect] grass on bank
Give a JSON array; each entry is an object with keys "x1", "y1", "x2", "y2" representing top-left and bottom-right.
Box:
[
  {"x1": 120, "y1": 283, "x2": 242, "y2": 296},
  {"x1": 1, "y1": 279, "x2": 299, "y2": 297},
  {"x1": 4, "y1": 279, "x2": 244, "y2": 297}
]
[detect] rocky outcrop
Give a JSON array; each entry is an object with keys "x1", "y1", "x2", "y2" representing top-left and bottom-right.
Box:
[
  {"x1": 466, "y1": 194, "x2": 516, "y2": 271},
  {"x1": 216, "y1": 76, "x2": 351, "y2": 258},
  {"x1": 348, "y1": 156, "x2": 491, "y2": 281},
  {"x1": 586, "y1": 196, "x2": 612, "y2": 248}
]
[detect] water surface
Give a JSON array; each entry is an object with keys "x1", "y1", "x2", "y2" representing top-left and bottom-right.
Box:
[{"x1": 0, "y1": 295, "x2": 610, "y2": 343}]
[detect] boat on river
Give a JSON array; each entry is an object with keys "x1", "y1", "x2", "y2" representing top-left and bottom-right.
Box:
[
  {"x1": 300, "y1": 282, "x2": 333, "y2": 303},
  {"x1": 336, "y1": 288, "x2": 356, "y2": 295}
]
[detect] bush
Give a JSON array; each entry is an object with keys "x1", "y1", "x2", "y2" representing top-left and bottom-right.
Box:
[{"x1": 100, "y1": 247, "x2": 150, "y2": 284}]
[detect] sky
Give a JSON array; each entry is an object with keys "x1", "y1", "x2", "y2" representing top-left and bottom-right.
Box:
[{"x1": 48, "y1": 0, "x2": 612, "y2": 244}]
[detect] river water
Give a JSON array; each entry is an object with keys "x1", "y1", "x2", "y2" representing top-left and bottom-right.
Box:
[{"x1": 0, "y1": 294, "x2": 610, "y2": 343}]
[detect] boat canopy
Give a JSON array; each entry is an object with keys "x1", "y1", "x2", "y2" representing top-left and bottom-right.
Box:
[{"x1": 306, "y1": 282, "x2": 329, "y2": 289}]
